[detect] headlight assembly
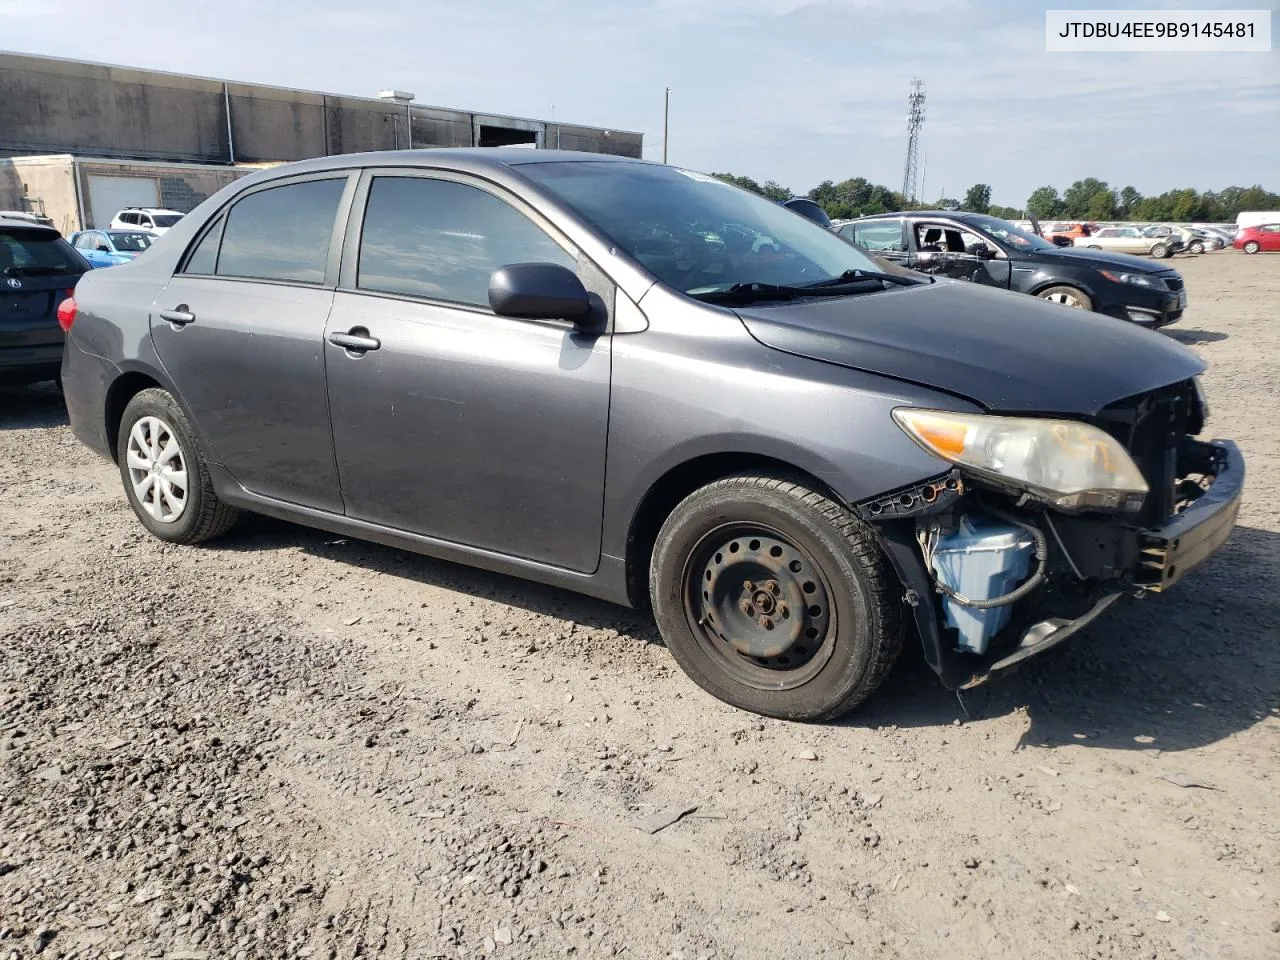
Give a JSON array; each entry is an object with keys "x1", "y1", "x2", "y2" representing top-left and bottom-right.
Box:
[
  {"x1": 892, "y1": 408, "x2": 1149, "y2": 512},
  {"x1": 1100, "y1": 269, "x2": 1162, "y2": 289}
]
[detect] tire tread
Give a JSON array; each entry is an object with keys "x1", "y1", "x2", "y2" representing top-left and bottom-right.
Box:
[{"x1": 649, "y1": 471, "x2": 903, "y2": 721}]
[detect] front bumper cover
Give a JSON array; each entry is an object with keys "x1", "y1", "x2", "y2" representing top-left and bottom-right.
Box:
[{"x1": 868, "y1": 439, "x2": 1244, "y2": 691}]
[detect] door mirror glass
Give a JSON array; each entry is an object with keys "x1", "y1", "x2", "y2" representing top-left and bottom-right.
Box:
[{"x1": 489, "y1": 263, "x2": 593, "y2": 324}]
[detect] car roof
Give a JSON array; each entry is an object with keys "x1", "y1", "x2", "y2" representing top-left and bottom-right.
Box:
[
  {"x1": 0, "y1": 217, "x2": 59, "y2": 236},
  {"x1": 851, "y1": 210, "x2": 990, "y2": 223},
  {"x1": 237, "y1": 148, "x2": 653, "y2": 180}
]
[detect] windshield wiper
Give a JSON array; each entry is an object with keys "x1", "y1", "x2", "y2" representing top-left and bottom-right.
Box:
[
  {"x1": 693, "y1": 282, "x2": 811, "y2": 303},
  {"x1": 804, "y1": 268, "x2": 928, "y2": 288}
]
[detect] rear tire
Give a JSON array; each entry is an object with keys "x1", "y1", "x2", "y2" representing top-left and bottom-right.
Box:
[
  {"x1": 1150, "y1": 242, "x2": 1171, "y2": 259},
  {"x1": 1243, "y1": 241, "x2": 1260, "y2": 255},
  {"x1": 649, "y1": 473, "x2": 903, "y2": 721},
  {"x1": 1037, "y1": 285, "x2": 1093, "y2": 311},
  {"x1": 1086, "y1": 244, "x2": 1102, "y2": 250},
  {"x1": 116, "y1": 388, "x2": 239, "y2": 544}
]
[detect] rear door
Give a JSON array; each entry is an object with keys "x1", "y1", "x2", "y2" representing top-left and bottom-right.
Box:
[
  {"x1": 150, "y1": 173, "x2": 356, "y2": 512},
  {"x1": 323, "y1": 169, "x2": 612, "y2": 572},
  {"x1": 1259, "y1": 224, "x2": 1280, "y2": 251},
  {"x1": 0, "y1": 225, "x2": 84, "y2": 364}
]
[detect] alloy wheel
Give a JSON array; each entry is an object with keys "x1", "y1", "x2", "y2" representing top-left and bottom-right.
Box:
[
  {"x1": 1043, "y1": 291, "x2": 1085, "y2": 309},
  {"x1": 126, "y1": 415, "x2": 189, "y2": 523}
]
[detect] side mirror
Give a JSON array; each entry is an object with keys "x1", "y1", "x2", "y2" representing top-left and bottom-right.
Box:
[
  {"x1": 970, "y1": 245, "x2": 996, "y2": 260},
  {"x1": 488, "y1": 263, "x2": 593, "y2": 325},
  {"x1": 96, "y1": 245, "x2": 111, "y2": 253}
]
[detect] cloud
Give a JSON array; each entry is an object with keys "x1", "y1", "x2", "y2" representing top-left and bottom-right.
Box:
[{"x1": 3, "y1": 0, "x2": 1275, "y2": 203}]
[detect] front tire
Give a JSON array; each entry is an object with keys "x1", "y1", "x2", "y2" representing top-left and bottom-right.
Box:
[
  {"x1": 1037, "y1": 285, "x2": 1093, "y2": 311},
  {"x1": 116, "y1": 388, "x2": 239, "y2": 544},
  {"x1": 1243, "y1": 241, "x2": 1260, "y2": 255},
  {"x1": 649, "y1": 474, "x2": 903, "y2": 721}
]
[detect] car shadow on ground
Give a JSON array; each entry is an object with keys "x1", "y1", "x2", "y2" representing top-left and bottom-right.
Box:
[
  {"x1": 219, "y1": 515, "x2": 1278, "y2": 755},
  {"x1": 0, "y1": 382, "x2": 67, "y2": 430},
  {"x1": 1166, "y1": 329, "x2": 1229, "y2": 346}
]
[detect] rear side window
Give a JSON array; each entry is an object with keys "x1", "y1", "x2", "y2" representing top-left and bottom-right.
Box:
[
  {"x1": 216, "y1": 179, "x2": 346, "y2": 283},
  {"x1": 847, "y1": 220, "x2": 905, "y2": 252},
  {"x1": 356, "y1": 176, "x2": 576, "y2": 306},
  {"x1": 183, "y1": 216, "x2": 224, "y2": 275},
  {"x1": 0, "y1": 229, "x2": 86, "y2": 277}
]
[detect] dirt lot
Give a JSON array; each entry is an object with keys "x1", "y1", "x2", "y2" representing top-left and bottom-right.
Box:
[{"x1": 1, "y1": 251, "x2": 1277, "y2": 960}]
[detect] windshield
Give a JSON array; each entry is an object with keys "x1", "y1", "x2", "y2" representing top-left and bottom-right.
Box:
[
  {"x1": 964, "y1": 214, "x2": 1056, "y2": 251},
  {"x1": 519, "y1": 161, "x2": 881, "y2": 298},
  {"x1": 108, "y1": 231, "x2": 154, "y2": 252},
  {"x1": 152, "y1": 214, "x2": 183, "y2": 227},
  {"x1": 0, "y1": 229, "x2": 86, "y2": 277}
]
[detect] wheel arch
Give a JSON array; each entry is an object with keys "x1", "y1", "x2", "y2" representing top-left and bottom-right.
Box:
[
  {"x1": 1027, "y1": 276, "x2": 1097, "y2": 301},
  {"x1": 622, "y1": 452, "x2": 853, "y2": 609},
  {"x1": 103, "y1": 362, "x2": 208, "y2": 465}
]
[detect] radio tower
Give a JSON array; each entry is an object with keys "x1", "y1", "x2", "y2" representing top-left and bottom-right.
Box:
[{"x1": 901, "y1": 79, "x2": 926, "y2": 204}]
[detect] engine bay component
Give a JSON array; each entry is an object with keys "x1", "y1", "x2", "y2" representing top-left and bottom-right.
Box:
[{"x1": 919, "y1": 512, "x2": 1040, "y2": 654}]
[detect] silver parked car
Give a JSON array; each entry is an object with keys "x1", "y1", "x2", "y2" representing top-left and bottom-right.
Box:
[{"x1": 59, "y1": 150, "x2": 1243, "y2": 720}]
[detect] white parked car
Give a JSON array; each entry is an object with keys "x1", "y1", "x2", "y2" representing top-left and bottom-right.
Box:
[
  {"x1": 109, "y1": 208, "x2": 185, "y2": 235},
  {"x1": 1074, "y1": 226, "x2": 1174, "y2": 258}
]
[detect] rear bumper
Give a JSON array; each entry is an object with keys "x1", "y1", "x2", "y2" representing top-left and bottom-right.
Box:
[
  {"x1": 0, "y1": 343, "x2": 63, "y2": 383},
  {"x1": 60, "y1": 333, "x2": 117, "y2": 459}
]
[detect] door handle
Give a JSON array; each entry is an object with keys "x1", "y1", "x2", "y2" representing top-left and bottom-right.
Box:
[
  {"x1": 328, "y1": 329, "x2": 381, "y2": 353},
  {"x1": 159, "y1": 305, "x2": 195, "y2": 325}
]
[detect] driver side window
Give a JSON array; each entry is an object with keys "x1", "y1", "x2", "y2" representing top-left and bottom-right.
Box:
[{"x1": 356, "y1": 176, "x2": 578, "y2": 308}]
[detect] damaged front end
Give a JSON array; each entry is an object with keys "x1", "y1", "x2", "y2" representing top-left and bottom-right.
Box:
[{"x1": 861, "y1": 379, "x2": 1244, "y2": 690}]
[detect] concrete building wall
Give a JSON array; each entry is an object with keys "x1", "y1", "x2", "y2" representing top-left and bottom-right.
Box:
[
  {"x1": 0, "y1": 52, "x2": 643, "y2": 164},
  {"x1": 0, "y1": 155, "x2": 258, "y2": 233}
]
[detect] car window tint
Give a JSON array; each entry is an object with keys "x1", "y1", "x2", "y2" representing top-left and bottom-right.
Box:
[
  {"x1": 73, "y1": 233, "x2": 94, "y2": 250},
  {"x1": 183, "y1": 215, "x2": 224, "y2": 275},
  {"x1": 357, "y1": 176, "x2": 576, "y2": 306},
  {"x1": 217, "y1": 179, "x2": 345, "y2": 283},
  {"x1": 850, "y1": 221, "x2": 904, "y2": 252}
]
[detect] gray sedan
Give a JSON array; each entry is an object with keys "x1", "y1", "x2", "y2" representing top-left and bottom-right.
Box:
[{"x1": 60, "y1": 150, "x2": 1243, "y2": 720}]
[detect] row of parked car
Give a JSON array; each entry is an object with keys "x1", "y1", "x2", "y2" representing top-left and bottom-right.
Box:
[{"x1": 1031, "y1": 221, "x2": 1255, "y2": 257}]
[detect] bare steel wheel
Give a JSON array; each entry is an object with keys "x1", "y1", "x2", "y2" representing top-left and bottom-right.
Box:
[
  {"x1": 126, "y1": 415, "x2": 189, "y2": 524},
  {"x1": 650, "y1": 473, "x2": 903, "y2": 721},
  {"x1": 1037, "y1": 285, "x2": 1093, "y2": 311},
  {"x1": 117, "y1": 387, "x2": 239, "y2": 544},
  {"x1": 686, "y1": 525, "x2": 836, "y2": 689}
]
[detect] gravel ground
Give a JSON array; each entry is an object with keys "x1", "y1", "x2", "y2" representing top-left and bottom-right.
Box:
[{"x1": 1, "y1": 251, "x2": 1277, "y2": 960}]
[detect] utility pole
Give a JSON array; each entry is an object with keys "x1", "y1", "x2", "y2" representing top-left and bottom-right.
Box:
[{"x1": 663, "y1": 87, "x2": 670, "y2": 164}]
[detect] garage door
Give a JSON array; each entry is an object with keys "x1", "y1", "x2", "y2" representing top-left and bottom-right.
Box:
[{"x1": 87, "y1": 175, "x2": 159, "y2": 229}]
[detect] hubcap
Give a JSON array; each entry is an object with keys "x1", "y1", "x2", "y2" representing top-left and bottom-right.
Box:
[
  {"x1": 684, "y1": 525, "x2": 836, "y2": 690},
  {"x1": 126, "y1": 416, "x2": 189, "y2": 523}
]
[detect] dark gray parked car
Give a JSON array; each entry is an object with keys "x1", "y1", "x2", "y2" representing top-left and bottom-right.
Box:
[{"x1": 61, "y1": 150, "x2": 1244, "y2": 720}]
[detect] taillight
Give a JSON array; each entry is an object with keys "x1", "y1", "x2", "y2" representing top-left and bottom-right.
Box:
[{"x1": 56, "y1": 293, "x2": 77, "y2": 332}]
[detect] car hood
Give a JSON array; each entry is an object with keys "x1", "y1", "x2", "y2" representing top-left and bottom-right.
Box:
[
  {"x1": 736, "y1": 280, "x2": 1204, "y2": 415},
  {"x1": 1032, "y1": 246, "x2": 1168, "y2": 272}
]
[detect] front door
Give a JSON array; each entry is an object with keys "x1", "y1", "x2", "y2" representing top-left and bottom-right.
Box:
[
  {"x1": 908, "y1": 220, "x2": 1012, "y2": 288},
  {"x1": 837, "y1": 218, "x2": 911, "y2": 267},
  {"x1": 324, "y1": 171, "x2": 611, "y2": 573},
  {"x1": 150, "y1": 174, "x2": 354, "y2": 512}
]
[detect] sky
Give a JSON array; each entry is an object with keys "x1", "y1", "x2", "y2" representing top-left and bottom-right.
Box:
[{"x1": 3, "y1": 0, "x2": 1278, "y2": 207}]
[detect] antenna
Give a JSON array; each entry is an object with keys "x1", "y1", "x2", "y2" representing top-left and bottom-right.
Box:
[{"x1": 901, "y1": 79, "x2": 926, "y2": 204}]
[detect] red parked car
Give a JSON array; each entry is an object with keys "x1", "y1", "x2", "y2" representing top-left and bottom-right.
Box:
[{"x1": 1235, "y1": 224, "x2": 1280, "y2": 254}]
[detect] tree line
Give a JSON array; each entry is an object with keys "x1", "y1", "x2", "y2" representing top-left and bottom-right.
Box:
[{"x1": 711, "y1": 172, "x2": 1279, "y2": 223}]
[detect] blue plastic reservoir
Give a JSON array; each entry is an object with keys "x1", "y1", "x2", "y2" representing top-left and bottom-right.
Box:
[{"x1": 931, "y1": 513, "x2": 1036, "y2": 655}]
